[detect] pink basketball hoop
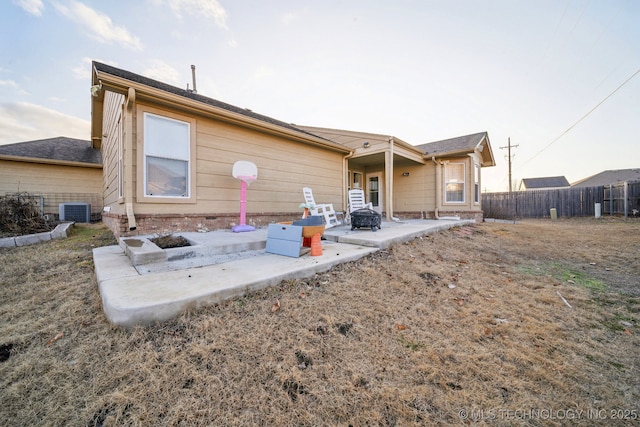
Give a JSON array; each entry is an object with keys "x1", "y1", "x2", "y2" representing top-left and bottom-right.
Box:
[{"x1": 232, "y1": 161, "x2": 258, "y2": 232}]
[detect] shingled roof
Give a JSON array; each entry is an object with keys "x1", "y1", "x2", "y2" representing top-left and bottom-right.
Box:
[
  {"x1": 571, "y1": 168, "x2": 640, "y2": 187},
  {"x1": 0, "y1": 137, "x2": 101, "y2": 165},
  {"x1": 520, "y1": 176, "x2": 570, "y2": 190},
  {"x1": 92, "y1": 61, "x2": 329, "y2": 143},
  {"x1": 414, "y1": 132, "x2": 495, "y2": 166},
  {"x1": 415, "y1": 132, "x2": 487, "y2": 154}
]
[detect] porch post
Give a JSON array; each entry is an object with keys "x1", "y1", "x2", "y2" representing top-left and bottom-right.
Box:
[
  {"x1": 386, "y1": 138, "x2": 394, "y2": 220},
  {"x1": 434, "y1": 158, "x2": 442, "y2": 217}
]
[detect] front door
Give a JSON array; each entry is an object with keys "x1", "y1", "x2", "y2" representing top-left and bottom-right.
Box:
[{"x1": 367, "y1": 173, "x2": 383, "y2": 214}]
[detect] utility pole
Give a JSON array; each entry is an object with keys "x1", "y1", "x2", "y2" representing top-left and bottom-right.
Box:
[{"x1": 499, "y1": 137, "x2": 519, "y2": 193}]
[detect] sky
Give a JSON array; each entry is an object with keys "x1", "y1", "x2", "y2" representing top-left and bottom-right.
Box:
[{"x1": 1, "y1": 0, "x2": 639, "y2": 192}]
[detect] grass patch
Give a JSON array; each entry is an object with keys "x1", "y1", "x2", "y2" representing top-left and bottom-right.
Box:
[
  {"x1": 516, "y1": 262, "x2": 607, "y2": 291},
  {"x1": 561, "y1": 269, "x2": 607, "y2": 291},
  {"x1": 1, "y1": 219, "x2": 639, "y2": 426},
  {"x1": 398, "y1": 336, "x2": 424, "y2": 351}
]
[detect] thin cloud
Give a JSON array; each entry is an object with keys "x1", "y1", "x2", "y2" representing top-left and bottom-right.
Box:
[
  {"x1": 0, "y1": 80, "x2": 20, "y2": 90},
  {"x1": 281, "y1": 12, "x2": 296, "y2": 25},
  {"x1": 54, "y1": 1, "x2": 143, "y2": 51},
  {"x1": 144, "y1": 60, "x2": 182, "y2": 86},
  {"x1": 0, "y1": 102, "x2": 90, "y2": 145},
  {"x1": 161, "y1": 0, "x2": 229, "y2": 29},
  {"x1": 12, "y1": 0, "x2": 44, "y2": 16},
  {"x1": 72, "y1": 57, "x2": 117, "y2": 80},
  {"x1": 0, "y1": 79, "x2": 28, "y2": 96}
]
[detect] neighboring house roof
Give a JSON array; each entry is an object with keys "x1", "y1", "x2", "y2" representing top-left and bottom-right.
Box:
[
  {"x1": 0, "y1": 137, "x2": 101, "y2": 166},
  {"x1": 92, "y1": 62, "x2": 346, "y2": 152},
  {"x1": 520, "y1": 176, "x2": 570, "y2": 190},
  {"x1": 571, "y1": 168, "x2": 640, "y2": 187},
  {"x1": 416, "y1": 132, "x2": 495, "y2": 167}
]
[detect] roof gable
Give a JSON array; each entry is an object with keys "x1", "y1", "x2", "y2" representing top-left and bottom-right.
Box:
[
  {"x1": 416, "y1": 132, "x2": 495, "y2": 166},
  {"x1": 0, "y1": 137, "x2": 101, "y2": 165},
  {"x1": 521, "y1": 176, "x2": 570, "y2": 189}
]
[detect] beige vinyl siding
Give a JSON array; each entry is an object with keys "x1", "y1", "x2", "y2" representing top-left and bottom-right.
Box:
[
  {"x1": 0, "y1": 160, "x2": 101, "y2": 195},
  {"x1": 101, "y1": 91, "x2": 125, "y2": 212},
  {"x1": 130, "y1": 110, "x2": 344, "y2": 215},
  {"x1": 0, "y1": 160, "x2": 102, "y2": 216},
  {"x1": 393, "y1": 163, "x2": 435, "y2": 212}
]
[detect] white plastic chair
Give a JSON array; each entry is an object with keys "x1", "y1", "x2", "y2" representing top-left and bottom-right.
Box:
[
  {"x1": 302, "y1": 187, "x2": 341, "y2": 228},
  {"x1": 348, "y1": 189, "x2": 373, "y2": 211},
  {"x1": 347, "y1": 189, "x2": 373, "y2": 224}
]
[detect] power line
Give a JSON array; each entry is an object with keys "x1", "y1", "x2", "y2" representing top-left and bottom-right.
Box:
[{"x1": 521, "y1": 65, "x2": 640, "y2": 168}]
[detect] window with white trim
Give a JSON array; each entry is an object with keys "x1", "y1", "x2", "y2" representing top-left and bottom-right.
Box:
[
  {"x1": 445, "y1": 163, "x2": 465, "y2": 203},
  {"x1": 143, "y1": 112, "x2": 190, "y2": 197}
]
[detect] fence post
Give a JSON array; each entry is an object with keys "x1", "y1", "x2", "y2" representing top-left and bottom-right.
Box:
[{"x1": 624, "y1": 181, "x2": 628, "y2": 219}]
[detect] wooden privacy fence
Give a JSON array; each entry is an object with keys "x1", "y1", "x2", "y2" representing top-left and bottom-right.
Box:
[{"x1": 482, "y1": 181, "x2": 640, "y2": 219}]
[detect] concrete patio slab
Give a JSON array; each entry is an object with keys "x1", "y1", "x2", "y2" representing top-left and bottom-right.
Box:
[
  {"x1": 95, "y1": 241, "x2": 377, "y2": 327},
  {"x1": 93, "y1": 218, "x2": 472, "y2": 327}
]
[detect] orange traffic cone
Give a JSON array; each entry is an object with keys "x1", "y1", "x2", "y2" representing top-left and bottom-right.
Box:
[{"x1": 310, "y1": 233, "x2": 322, "y2": 256}]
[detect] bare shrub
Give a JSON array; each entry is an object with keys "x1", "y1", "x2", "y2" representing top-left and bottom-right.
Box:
[{"x1": 0, "y1": 192, "x2": 50, "y2": 237}]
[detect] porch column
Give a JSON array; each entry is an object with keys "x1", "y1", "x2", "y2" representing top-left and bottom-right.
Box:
[
  {"x1": 434, "y1": 159, "x2": 442, "y2": 217},
  {"x1": 385, "y1": 140, "x2": 393, "y2": 220}
]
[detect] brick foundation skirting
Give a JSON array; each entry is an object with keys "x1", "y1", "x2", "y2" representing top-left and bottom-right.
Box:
[
  {"x1": 393, "y1": 211, "x2": 484, "y2": 222},
  {"x1": 102, "y1": 212, "x2": 303, "y2": 238},
  {"x1": 102, "y1": 210, "x2": 485, "y2": 238}
]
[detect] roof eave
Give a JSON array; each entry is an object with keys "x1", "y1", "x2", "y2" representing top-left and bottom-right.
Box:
[
  {"x1": 92, "y1": 69, "x2": 351, "y2": 155},
  {"x1": 0, "y1": 154, "x2": 102, "y2": 168}
]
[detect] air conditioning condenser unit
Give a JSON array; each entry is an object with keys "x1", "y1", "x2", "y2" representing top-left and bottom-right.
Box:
[{"x1": 59, "y1": 203, "x2": 91, "y2": 223}]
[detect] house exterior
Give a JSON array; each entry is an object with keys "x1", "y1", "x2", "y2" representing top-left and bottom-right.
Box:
[
  {"x1": 299, "y1": 127, "x2": 495, "y2": 221},
  {"x1": 571, "y1": 169, "x2": 640, "y2": 187},
  {"x1": 91, "y1": 62, "x2": 495, "y2": 238},
  {"x1": 519, "y1": 176, "x2": 570, "y2": 191},
  {"x1": 91, "y1": 62, "x2": 351, "y2": 237},
  {"x1": 0, "y1": 137, "x2": 102, "y2": 218}
]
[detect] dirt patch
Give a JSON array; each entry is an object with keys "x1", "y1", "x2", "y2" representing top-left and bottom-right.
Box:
[
  {"x1": 0, "y1": 219, "x2": 639, "y2": 426},
  {"x1": 150, "y1": 234, "x2": 191, "y2": 249}
]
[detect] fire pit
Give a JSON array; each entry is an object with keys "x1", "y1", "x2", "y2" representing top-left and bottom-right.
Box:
[{"x1": 350, "y1": 208, "x2": 382, "y2": 232}]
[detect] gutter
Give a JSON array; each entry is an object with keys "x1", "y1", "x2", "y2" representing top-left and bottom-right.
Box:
[
  {"x1": 342, "y1": 150, "x2": 355, "y2": 215},
  {"x1": 0, "y1": 155, "x2": 102, "y2": 168},
  {"x1": 124, "y1": 87, "x2": 137, "y2": 231}
]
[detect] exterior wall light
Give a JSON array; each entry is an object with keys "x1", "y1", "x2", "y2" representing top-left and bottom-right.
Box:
[{"x1": 402, "y1": 172, "x2": 410, "y2": 176}]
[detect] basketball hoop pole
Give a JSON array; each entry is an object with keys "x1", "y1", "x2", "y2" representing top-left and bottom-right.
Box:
[{"x1": 232, "y1": 175, "x2": 255, "y2": 232}]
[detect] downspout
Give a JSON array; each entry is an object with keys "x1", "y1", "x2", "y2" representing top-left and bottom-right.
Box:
[
  {"x1": 342, "y1": 150, "x2": 354, "y2": 217},
  {"x1": 432, "y1": 157, "x2": 440, "y2": 219},
  {"x1": 124, "y1": 87, "x2": 137, "y2": 231}
]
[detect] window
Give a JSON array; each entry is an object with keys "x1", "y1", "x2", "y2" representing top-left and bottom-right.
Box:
[
  {"x1": 445, "y1": 163, "x2": 465, "y2": 203},
  {"x1": 474, "y1": 163, "x2": 480, "y2": 204},
  {"x1": 353, "y1": 171, "x2": 363, "y2": 189},
  {"x1": 143, "y1": 113, "x2": 190, "y2": 197}
]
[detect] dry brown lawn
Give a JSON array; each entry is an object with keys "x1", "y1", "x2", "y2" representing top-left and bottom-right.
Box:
[{"x1": 1, "y1": 218, "x2": 639, "y2": 426}]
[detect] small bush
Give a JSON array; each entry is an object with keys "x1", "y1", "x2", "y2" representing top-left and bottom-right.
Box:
[{"x1": 0, "y1": 192, "x2": 50, "y2": 237}]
